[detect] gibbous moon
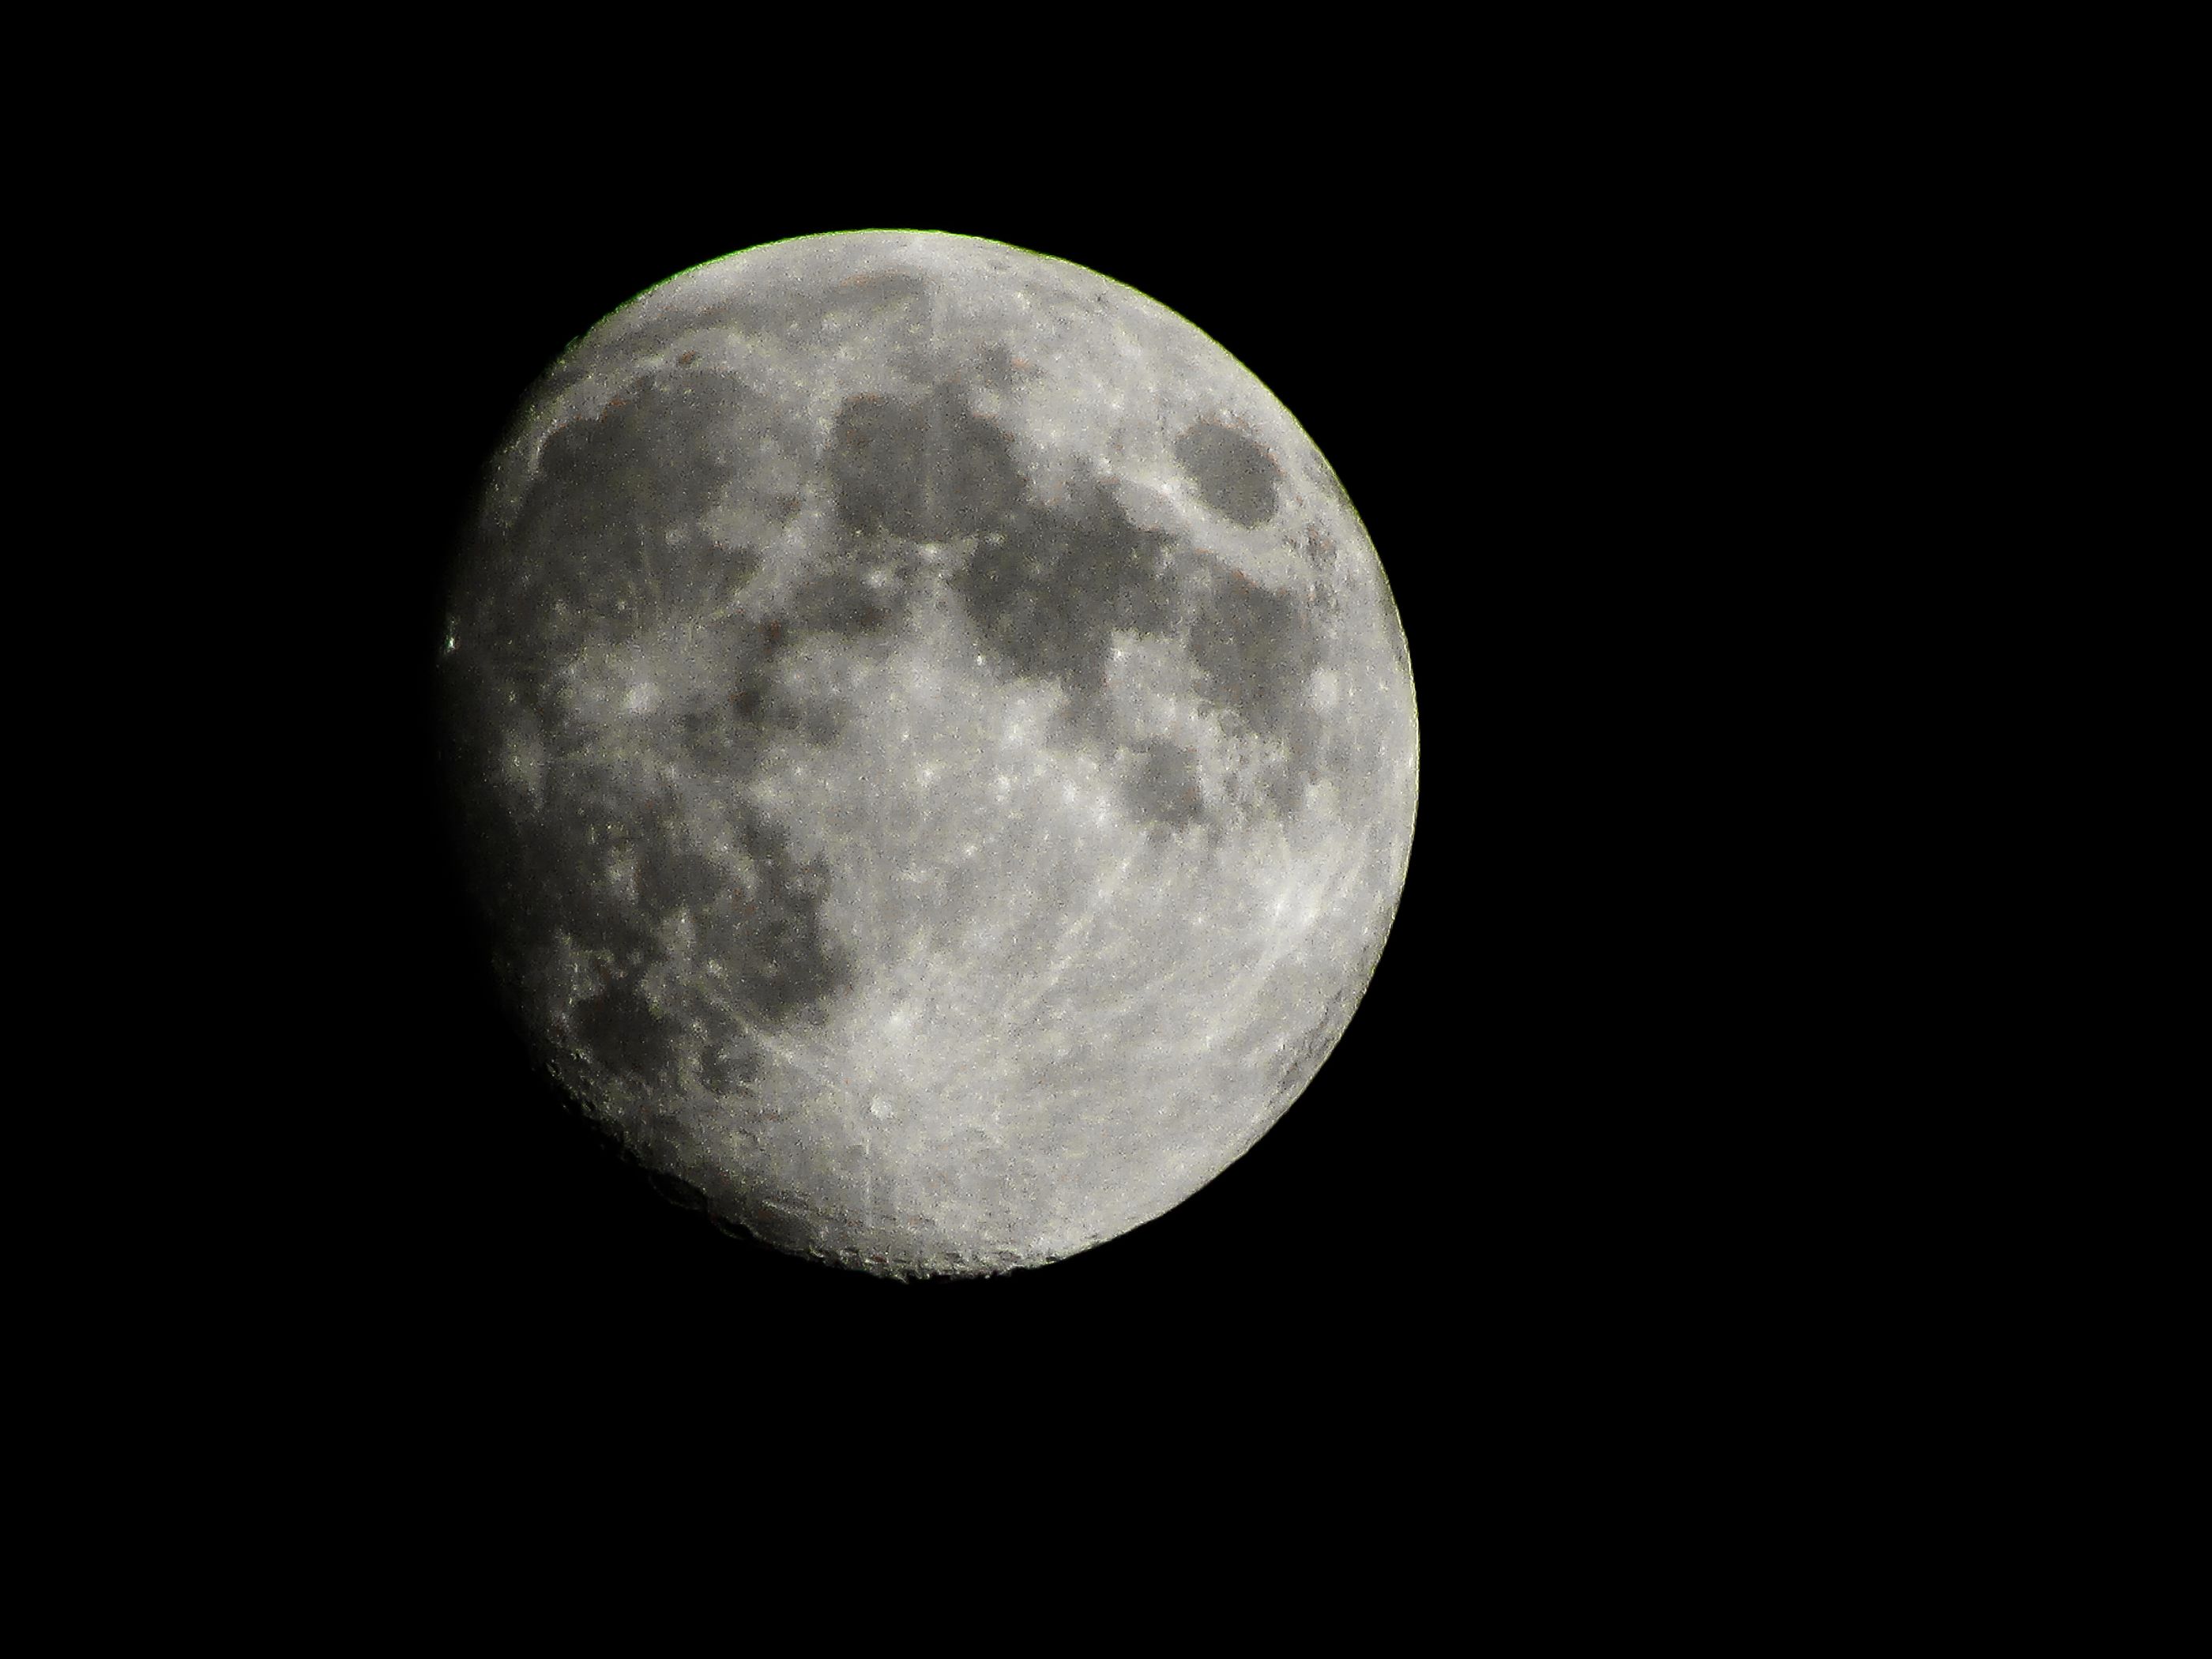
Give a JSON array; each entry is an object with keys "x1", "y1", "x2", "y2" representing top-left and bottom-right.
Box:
[{"x1": 439, "y1": 231, "x2": 1418, "y2": 1276}]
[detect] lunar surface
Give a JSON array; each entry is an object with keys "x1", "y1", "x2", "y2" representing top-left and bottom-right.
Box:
[{"x1": 438, "y1": 231, "x2": 1418, "y2": 1276}]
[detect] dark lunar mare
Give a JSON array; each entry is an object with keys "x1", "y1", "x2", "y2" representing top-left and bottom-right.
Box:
[
  {"x1": 1173, "y1": 419, "x2": 1280, "y2": 528},
  {"x1": 1189, "y1": 572, "x2": 1325, "y2": 814},
  {"x1": 818, "y1": 379, "x2": 1314, "y2": 838},
  {"x1": 813, "y1": 381, "x2": 1334, "y2": 833},
  {"x1": 1123, "y1": 740, "x2": 1207, "y2": 834},
  {"x1": 490, "y1": 374, "x2": 777, "y2": 650},
  {"x1": 826, "y1": 385, "x2": 1027, "y2": 541},
  {"x1": 953, "y1": 474, "x2": 1177, "y2": 717}
]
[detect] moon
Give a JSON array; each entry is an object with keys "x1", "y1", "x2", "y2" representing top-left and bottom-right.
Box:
[{"x1": 438, "y1": 230, "x2": 1418, "y2": 1277}]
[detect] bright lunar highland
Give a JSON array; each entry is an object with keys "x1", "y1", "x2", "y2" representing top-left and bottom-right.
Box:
[{"x1": 439, "y1": 231, "x2": 1418, "y2": 1276}]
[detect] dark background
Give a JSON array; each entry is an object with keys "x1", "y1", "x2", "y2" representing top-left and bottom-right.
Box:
[
  {"x1": 221, "y1": 88, "x2": 1875, "y2": 1544},
  {"x1": 131, "y1": 53, "x2": 1979, "y2": 1596},
  {"x1": 326, "y1": 184, "x2": 1480, "y2": 1401}
]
